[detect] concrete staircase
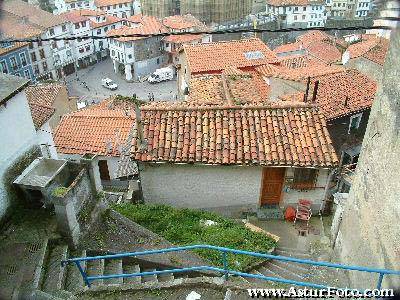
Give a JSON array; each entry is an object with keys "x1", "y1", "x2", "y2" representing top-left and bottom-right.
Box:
[
  {"x1": 0, "y1": 239, "x2": 197, "y2": 299},
  {"x1": 235, "y1": 246, "x2": 316, "y2": 287}
]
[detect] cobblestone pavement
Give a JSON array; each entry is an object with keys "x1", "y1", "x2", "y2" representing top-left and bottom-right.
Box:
[{"x1": 65, "y1": 58, "x2": 179, "y2": 104}]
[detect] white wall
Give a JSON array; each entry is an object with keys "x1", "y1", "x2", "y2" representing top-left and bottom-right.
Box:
[
  {"x1": 140, "y1": 163, "x2": 263, "y2": 211},
  {"x1": 140, "y1": 163, "x2": 331, "y2": 215}
]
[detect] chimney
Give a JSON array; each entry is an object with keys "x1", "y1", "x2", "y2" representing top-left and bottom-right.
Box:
[
  {"x1": 221, "y1": 73, "x2": 234, "y2": 105},
  {"x1": 134, "y1": 101, "x2": 144, "y2": 149},
  {"x1": 344, "y1": 96, "x2": 349, "y2": 107},
  {"x1": 304, "y1": 77, "x2": 311, "y2": 102},
  {"x1": 311, "y1": 80, "x2": 319, "y2": 103}
]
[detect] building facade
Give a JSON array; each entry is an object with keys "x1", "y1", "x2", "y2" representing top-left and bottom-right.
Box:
[
  {"x1": 266, "y1": 0, "x2": 327, "y2": 28},
  {"x1": 0, "y1": 42, "x2": 36, "y2": 81},
  {"x1": 140, "y1": 0, "x2": 179, "y2": 18},
  {"x1": 54, "y1": 0, "x2": 96, "y2": 14}
]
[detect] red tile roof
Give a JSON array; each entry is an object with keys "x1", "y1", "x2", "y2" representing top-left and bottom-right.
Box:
[
  {"x1": 134, "y1": 103, "x2": 338, "y2": 167},
  {"x1": 362, "y1": 38, "x2": 390, "y2": 65},
  {"x1": 1, "y1": 0, "x2": 68, "y2": 29},
  {"x1": 305, "y1": 41, "x2": 342, "y2": 63},
  {"x1": 90, "y1": 15, "x2": 121, "y2": 28},
  {"x1": 107, "y1": 15, "x2": 168, "y2": 41},
  {"x1": 185, "y1": 68, "x2": 270, "y2": 106},
  {"x1": 0, "y1": 41, "x2": 29, "y2": 56},
  {"x1": 291, "y1": 69, "x2": 377, "y2": 120},
  {"x1": 25, "y1": 83, "x2": 66, "y2": 129},
  {"x1": 182, "y1": 38, "x2": 278, "y2": 73},
  {"x1": 95, "y1": 0, "x2": 131, "y2": 7},
  {"x1": 0, "y1": 11, "x2": 44, "y2": 39},
  {"x1": 162, "y1": 14, "x2": 206, "y2": 31},
  {"x1": 164, "y1": 34, "x2": 204, "y2": 44},
  {"x1": 54, "y1": 98, "x2": 136, "y2": 156},
  {"x1": 256, "y1": 56, "x2": 345, "y2": 81},
  {"x1": 346, "y1": 38, "x2": 379, "y2": 59},
  {"x1": 267, "y1": 0, "x2": 323, "y2": 6},
  {"x1": 60, "y1": 11, "x2": 89, "y2": 24}
]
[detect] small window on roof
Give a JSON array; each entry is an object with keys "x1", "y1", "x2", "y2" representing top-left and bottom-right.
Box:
[{"x1": 244, "y1": 51, "x2": 264, "y2": 60}]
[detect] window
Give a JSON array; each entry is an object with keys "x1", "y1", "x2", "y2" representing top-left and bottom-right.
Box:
[
  {"x1": 85, "y1": 45, "x2": 90, "y2": 51},
  {"x1": 67, "y1": 50, "x2": 72, "y2": 57},
  {"x1": 294, "y1": 15, "x2": 298, "y2": 20},
  {"x1": 39, "y1": 49, "x2": 45, "y2": 59},
  {"x1": 31, "y1": 52, "x2": 37, "y2": 62},
  {"x1": 75, "y1": 23, "x2": 80, "y2": 29},
  {"x1": 294, "y1": 6, "x2": 298, "y2": 11},
  {"x1": 165, "y1": 42, "x2": 169, "y2": 47},
  {"x1": 34, "y1": 65, "x2": 39, "y2": 75},
  {"x1": 111, "y1": 25, "x2": 115, "y2": 29},
  {"x1": 49, "y1": 28, "x2": 55, "y2": 35},
  {"x1": 24, "y1": 69, "x2": 30, "y2": 78},
  {"x1": 111, "y1": 50, "x2": 115, "y2": 56},
  {"x1": 119, "y1": 4, "x2": 122, "y2": 7},
  {"x1": 79, "y1": 48, "x2": 84, "y2": 53},
  {"x1": 104, "y1": 27, "x2": 108, "y2": 32},
  {"x1": 20, "y1": 53, "x2": 27, "y2": 66},
  {"x1": 302, "y1": 15, "x2": 305, "y2": 19},
  {"x1": 348, "y1": 113, "x2": 363, "y2": 133},
  {"x1": 62, "y1": 25, "x2": 67, "y2": 32},
  {"x1": 81, "y1": 21, "x2": 86, "y2": 27},
  {"x1": 0, "y1": 60, "x2": 8, "y2": 74},
  {"x1": 10, "y1": 56, "x2": 18, "y2": 70},
  {"x1": 71, "y1": 3, "x2": 75, "y2": 8},
  {"x1": 107, "y1": 5, "x2": 110, "y2": 9},
  {"x1": 99, "y1": 41, "x2": 103, "y2": 49},
  {"x1": 29, "y1": 42, "x2": 34, "y2": 49},
  {"x1": 157, "y1": 58, "x2": 160, "y2": 64},
  {"x1": 128, "y1": 54, "x2": 132, "y2": 59},
  {"x1": 113, "y1": 4, "x2": 116, "y2": 8},
  {"x1": 42, "y1": 61, "x2": 47, "y2": 71},
  {"x1": 97, "y1": 29, "x2": 101, "y2": 35},
  {"x1": 292, "y1": 168, "x2": 318, "y2": 190},
  {"x1": 37, "y1": 40, "x2": 42, "y2": 47}
]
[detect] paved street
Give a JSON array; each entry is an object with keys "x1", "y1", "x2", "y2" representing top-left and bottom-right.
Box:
[{"x1": 65, "y1": 58, "x2": 179, "y2": 104}]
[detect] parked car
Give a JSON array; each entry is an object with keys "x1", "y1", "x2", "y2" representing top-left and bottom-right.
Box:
[
  {"x1": 147, "y1": 67, "x2": 174, "y2": 84},
  {"x1": 102, "y1": 78, "x2": 118, "y2": 90}
]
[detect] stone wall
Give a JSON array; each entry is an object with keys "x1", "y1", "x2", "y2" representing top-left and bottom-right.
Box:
[{"x1": 333, "y1": 29, "x2": 400, "y2": 290}]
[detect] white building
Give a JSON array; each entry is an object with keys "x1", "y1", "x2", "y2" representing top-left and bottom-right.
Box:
[
  {"x1": 161, "y1": 15, "x2": 212, "y2": 65},
  {"x1": 54, "y1": 0, "x2": 96, "y2": 14},
  {"x1": 354, "y1": 0, "x2": 372, "y2": 17},
  {"x1": 0, "y1": 0, "x2": 75, "y2": 79},
  {"x1": 95, "y1": 0, "x2": 138, "y2": 18},
  {"x1": 60, "y1": 11, "x2": 96, "y2": 69},
  {"x1": 107, "y1": 15, "x2": 168, "y2": 81},
  {"x1": 266, "y1": 0, "x2": 327, "y2": 28},
  {"x1": 0, "y1": 74, "x2": 57, "y2": 222}
]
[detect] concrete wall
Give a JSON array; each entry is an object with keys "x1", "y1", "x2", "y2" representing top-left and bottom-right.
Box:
[
  {"x1": 333, "y1": 29, "x2": 400, "y2": 290},
  {"x1": 139, "y1": 163, "x2": 330, "y2": 216}
]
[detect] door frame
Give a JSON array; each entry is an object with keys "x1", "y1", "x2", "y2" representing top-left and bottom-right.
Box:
[{"x1": 258, "y1": 167, "x2": 286, "y2": 207}]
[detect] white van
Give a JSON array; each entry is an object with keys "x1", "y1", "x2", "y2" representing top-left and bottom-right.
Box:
[{"x1": 147, "y1": 67, "x2": 174, "y2": 84}]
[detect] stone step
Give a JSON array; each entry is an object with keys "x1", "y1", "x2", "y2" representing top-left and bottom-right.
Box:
[
  {"x1": 267, "y1": 261, "x2": 307, "y2": 281},
  {"x1": 86, "y1": 259, "x2": 104, "y2": 286},
  {"x1": 272, "y1": 259, "x2": 310, "y2": 278},
  {"x1": 275, "y1": 249, "x2": 311, "y2": 259},
  {"x1": 276, "y1": 246, "x2": 310, "y2": 256},
  {"x1": 258, "y1": 265, "x2": 284, "y2": 280},
  {"x1": 123, "y1": 264, "x2": 141, "y2": 284},
  {"x1": 157, "y1": 272, "x2": 174, "y2": 282},
  {"x1": 103, "y1": 259, "x2": 123, "y2": 285},
  {"x1": 42, "y1": 244, "x2": 68, "y2": 292},
  {"x1": 64, "y1": 250, "x2": 87, "y2": 292},
  {"x1": 141, "y1": 269, "x2": 158, "y2": 283},
  {"x1": 18, "y1": 239, "x2": 49, "y2": 297}
]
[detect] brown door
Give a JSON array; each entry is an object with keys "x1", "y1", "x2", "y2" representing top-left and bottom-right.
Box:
[
  {"x1": 98, "y1": 160, "x2": 110, "y2": 181},
  {"x1": 260, "y1": 168, "x2": 285, "y2": 206}
]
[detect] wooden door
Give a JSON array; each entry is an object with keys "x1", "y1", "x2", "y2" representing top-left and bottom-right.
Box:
[
  {"x1": 260, "y1": 168, "x2": 285, "y2": 206},
  {"x1": 98, "y1": 160, "x2": 111, "y2": 181}
]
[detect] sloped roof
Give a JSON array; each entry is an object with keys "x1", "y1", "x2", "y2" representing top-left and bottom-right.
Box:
[
  {"x1": 25, "y1": 84, "x2": 65, "y2": 129},
  {"x1": 0, "y1": 73, "x2": 30, "y2": 104},
  {"x1": 182, "y1": 38, "x2": 278, "y2": 73},
  {"x1": 95, "y1": 0, "x2": 131, "y2": 7},
  {"x1": 362, "y1": 38, "x2": 390, "y2": 65},
  {"x1": 1, "y1": 0, "x2": 68, "y2": 29},
  {"x1": 54, "y1": 99, "x2": 136, "y2": 156},
  {"x1": 163, "y1": 34, "x2": 204, "y2": 44},
  {"x1": 60, "y1": 11, "x2": 89, "y2": 24},
  {"x1": 134, "y1": 103, "x2": 338, "y2": 167},
  {"x1": 162, "y1": 14, "x2": 208, "y2": 31},
  {"x1": 107, "y1": 15, "x2": 168, "y2": 41},
  {"x1": 267, "y1": 0, "x2": 323, "y2": 6},
  {"x1": 0, "y1": 41, "x2": 29, "y2": 56},
  {"x1": 0, "y1": 11, "x2": 44, "y2": 39},
  {"x1": 89, "y1": 15, "x2": 121, "y2": 28}
]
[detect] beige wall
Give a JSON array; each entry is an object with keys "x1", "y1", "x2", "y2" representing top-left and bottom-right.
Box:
[{"x1": 49, "y1": 85, "x2": 77, "y2": 130}]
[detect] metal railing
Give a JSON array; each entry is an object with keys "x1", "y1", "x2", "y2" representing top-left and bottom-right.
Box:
[{"x1": 61, "y1": 245, "x2": 400, "y2": 290}]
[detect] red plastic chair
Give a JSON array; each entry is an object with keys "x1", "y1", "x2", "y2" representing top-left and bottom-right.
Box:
[{"x1": 294, "y1": 199, "x2": 313, "y2": 227}]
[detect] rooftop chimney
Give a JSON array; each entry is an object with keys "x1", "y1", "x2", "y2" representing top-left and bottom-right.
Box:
[
  {"x1": 344, "y1": 96, "x2": 349, "y2": 107},
  {"x1": 304, "y1": 77, "x2": 311, "y2": 102},
  {"x1": 311, "y1": 80, "x2": 319, "y2": 103},
  {"x1": 134, "y1": 100, "x2": 144, "y2": 150}
]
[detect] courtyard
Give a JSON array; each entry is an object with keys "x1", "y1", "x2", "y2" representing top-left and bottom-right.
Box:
[{"x1": 65, "y1": 58, "x2": 179, "y2": 104}]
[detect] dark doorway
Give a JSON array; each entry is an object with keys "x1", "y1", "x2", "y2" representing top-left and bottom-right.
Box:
[{"x1": 98, "y1": 160, "x2": 111, "y2": 181}]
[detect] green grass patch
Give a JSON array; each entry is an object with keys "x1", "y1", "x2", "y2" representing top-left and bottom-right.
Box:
[{"x1": 113, "y1": 203, "x2": 276, "y2": 270}]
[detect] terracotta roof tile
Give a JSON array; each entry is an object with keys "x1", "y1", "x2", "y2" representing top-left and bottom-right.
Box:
[
  {"x1": 135, "y1": 103, "x2": 338, "y2": 167},
  {"x1": 25, "y1": 83, "x2": 65, "y2": 129},
  {"x1": 346, "y1": 38, "x2": 379, "y2": 59},
  {"x1": 0, "y1": 41, "x2": 29, "y2": 56},
  {"x1": 54, "y1": 98, "x2": 136, "y2": 156},
  {"x1": 162, "y1": 14, "x2": 207, "y2": 31},
  {"x1": 362, "y1": 38, "x2": 390, "y2": 65},
  {"x1": 267, "y1": 0, "x2": 324, "y2": 6},
  {"x1": 60, "y1": 11, "x2": 89, "y2": 24},
  {"x1": 1, "y1": 0, "x2": 68, "y2": 29},
  {"x1": 106, "y1": 15, "x2": 168, "y2": 41},
  {"x1": 89, "y1": 15, "x2": 121, "y2": 28},
  {"x1": 95, "y1": 0, "x2": 131, "y2": 7},
  {"x1": 281, "y1": 69, "x2": 377, "y2": 120},
  {"x1": 183, "y1": 38, "x2": 278, "y2": 73},
  {"x1": 0, "y1": 11, "x2": 44, "y2": 39},
  {"x1": 163, "y1": 34, "x2": 204, "y2": 44}
]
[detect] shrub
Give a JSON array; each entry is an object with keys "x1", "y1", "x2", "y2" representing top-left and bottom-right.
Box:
[{"x1": 113, "y1": 203, "x2": 276, "y2": 270}]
